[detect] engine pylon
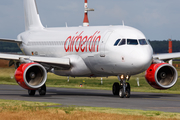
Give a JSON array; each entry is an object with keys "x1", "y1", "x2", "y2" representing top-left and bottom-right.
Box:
[{"x1": 83, "y1": 0, "x2": 94, "y2": 26}]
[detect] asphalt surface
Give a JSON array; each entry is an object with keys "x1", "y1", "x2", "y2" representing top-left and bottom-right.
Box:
[{"x1": 0, "y1": 84, "x2": 180, "y2": 113}]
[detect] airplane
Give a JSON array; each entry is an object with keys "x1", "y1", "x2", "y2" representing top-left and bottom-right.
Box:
[{"x1": 0, "y1": 0, "x2": 179, "y2": 98}]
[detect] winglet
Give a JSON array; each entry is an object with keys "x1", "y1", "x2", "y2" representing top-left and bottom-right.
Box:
[{"x1": 24, "y1": 0, "x2": 44, "y2": 31}]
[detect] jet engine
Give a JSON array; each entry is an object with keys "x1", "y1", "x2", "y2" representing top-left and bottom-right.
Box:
[
  {"x1": 145, "y1": 63, "x2": 178, "y2": 89},
  {"x1": 14, "y1": 62, "x2": 47, "y2": 90}
]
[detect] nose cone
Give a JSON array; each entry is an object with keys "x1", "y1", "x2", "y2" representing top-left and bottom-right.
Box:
[{"x1": 131, "y1": 46, "x2": 153, "y2": 73}]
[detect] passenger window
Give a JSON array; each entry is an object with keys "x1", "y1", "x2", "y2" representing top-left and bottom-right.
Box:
[
  {"x1": 139, "y1": 39, "x2": 148, "y2": 45},
  {"x1": 119, "y1": 39, "x2": 126, "y2": 46},
  {"x1": 127, "y1": 39, "x2": 138, "y2": 45},
  {"x1": 114, "y1": 39, "x2": 121, "y2": 46}
]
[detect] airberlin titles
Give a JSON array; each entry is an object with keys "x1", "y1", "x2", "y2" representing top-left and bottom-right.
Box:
[{"x1": 64, "y1": 31, "x2": 101, "y2": 52}]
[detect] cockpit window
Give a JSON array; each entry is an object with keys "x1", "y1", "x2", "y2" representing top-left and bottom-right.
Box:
[
  {"x1": 127, "y1": 39, "x2": 138, "y2": 45},
  {"x1": 114, "y1": 39, "x2": 121, "y2": 46},
  {"x1": 119, "y1": 39, "x2": 126, "y2": 46},
  {"x1": 139, "y1": 39, "x2": 147, "y2": 45}
]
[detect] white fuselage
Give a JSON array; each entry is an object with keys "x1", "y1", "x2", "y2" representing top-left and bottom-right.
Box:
[{"x1": 17, "y1": 25, "x2": 153, "y2": 77}]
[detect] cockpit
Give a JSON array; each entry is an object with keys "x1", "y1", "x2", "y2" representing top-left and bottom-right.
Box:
[{"x1": 114, "y1": 39, "x2": 148, "y2": 46}]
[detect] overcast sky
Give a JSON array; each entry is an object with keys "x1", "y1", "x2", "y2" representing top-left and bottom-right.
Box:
[{"x1": 0, "y1": 0, "x2": 179, "y2": 40}]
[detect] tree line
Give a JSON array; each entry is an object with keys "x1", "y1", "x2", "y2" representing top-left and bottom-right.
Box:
[
  {"x1": 149, "y1": 40, "x2": 180, "y2": 53},
  {"x1": 0, "y1": 40, "x2": 180, "y2": 53},
  {"x1": 0, "y1": 42, "x2": 21, "y2": 53}
]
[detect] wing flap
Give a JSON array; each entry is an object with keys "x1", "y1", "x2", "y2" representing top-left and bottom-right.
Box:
[
  {"x1": 29, "y1": 56, "x2": 70, "y2": 65},
  {"x1": 0, "y1": 53, "x2": 70, "y2": 67}
]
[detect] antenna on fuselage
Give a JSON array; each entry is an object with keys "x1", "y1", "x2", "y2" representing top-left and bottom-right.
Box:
[
  {"x1": 122, "y1": 20, "x2": 125, "y2": 26},
  {"x1": 83, "y1": 0, "x2": 94, "y2": 26},
  {"x1": 65, "y1": 22, "x2": 68, "y2": 27}
]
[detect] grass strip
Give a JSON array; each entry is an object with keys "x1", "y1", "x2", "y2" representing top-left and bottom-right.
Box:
[{"x1": 0, "y1": 99, "x2": 179, "y2": 120}]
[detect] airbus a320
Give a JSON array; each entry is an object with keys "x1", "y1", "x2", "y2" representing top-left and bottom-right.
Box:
[{"x1": 0, "y1": 0, "x2": 179, "y2": 98}]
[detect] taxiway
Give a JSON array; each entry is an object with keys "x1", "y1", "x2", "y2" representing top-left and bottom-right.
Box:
[{"x1": 0, "y1": 85, "x2": 179, "y2": 113}]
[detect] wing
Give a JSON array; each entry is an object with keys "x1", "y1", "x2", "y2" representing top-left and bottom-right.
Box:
[
  {"x1": 0, "y1": 38, "x2": 22, "y2": 43},
  {"x1": 0, "y1": 53, "x2": 70, "y2": 70},
  {"x1": 153, "y1": 52, "x2": 180, "y2": 61},
  {"x1": 0, "y1": 39, "x2": 70, "y2": 70}
]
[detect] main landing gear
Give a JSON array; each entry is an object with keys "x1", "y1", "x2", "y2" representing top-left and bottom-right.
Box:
[
  {"x1": 112, "y1": 75, "x2": 131, "y2": 98},
  {"x1": 28, "y1": 84, "x2": 46, "y2": 96}
]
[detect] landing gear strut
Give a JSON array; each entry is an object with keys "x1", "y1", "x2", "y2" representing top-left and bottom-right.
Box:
[
  {"x1": 28, "y1": 84, "x2": 46, "y2": 96},
  {"x1": 112, "y1": 75, "x2": 131, "y2": 98}
]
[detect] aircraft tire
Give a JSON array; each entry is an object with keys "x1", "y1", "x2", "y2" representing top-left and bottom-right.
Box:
[
  {"x1": 112, "y1": 82, "x2": 120, "y2": 95},
  {"x1": 28, "y1": 90, "x2": 36, "y2": 96},
  {"x1": 125, "y1": 82, "x2": 130, "y2": 98},
  {"x1": 38, "y1": 84, "x2": 46, "y2": 96},
  {"x1": 119, "y1": 88, "x2": 124, "y2": 98}
]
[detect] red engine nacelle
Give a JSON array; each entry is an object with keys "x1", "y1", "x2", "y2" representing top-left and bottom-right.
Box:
[
  {"x1": 14, "y1": 62, "x2": 47, "y2": 90},
  {"x1": 145, "y1": 63, "x2": 178, "y2": 90}
]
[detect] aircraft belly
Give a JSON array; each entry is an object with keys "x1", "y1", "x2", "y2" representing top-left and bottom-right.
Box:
[
  {"x1": 53, "y1": 55, "x2": 92, "y2": 77},
  {"x1": 84, "y1": 53, "x2": 115, "y2": 76}
]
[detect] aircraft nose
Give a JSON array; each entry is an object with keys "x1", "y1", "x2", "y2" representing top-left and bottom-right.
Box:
[{"x1": 131, "y1": 47, "x2": 153, "y2": 72}]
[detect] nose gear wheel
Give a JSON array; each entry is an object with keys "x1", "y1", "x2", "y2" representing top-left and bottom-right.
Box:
[
  {"x1": 112, "y1": 82, "x2": 120, "y2": 95},
  {"x1": 112, "y1": 75, "x2": 131, "y2": 98}
]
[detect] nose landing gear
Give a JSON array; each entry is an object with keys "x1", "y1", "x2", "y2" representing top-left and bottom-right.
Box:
[{"x1": 112, "y1": 75, "x2": 131, "y2": 98}]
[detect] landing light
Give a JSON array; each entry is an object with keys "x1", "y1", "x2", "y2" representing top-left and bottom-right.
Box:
[
  {"x1": 120, "y1": 75, "x2": 129, "y2": 80},
  {"x1": 126, "y1": 75, "x2": 129, "y2": 80},
  {"x1": 120, "y1": 75, "x2": 124, "y2": 79}
]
